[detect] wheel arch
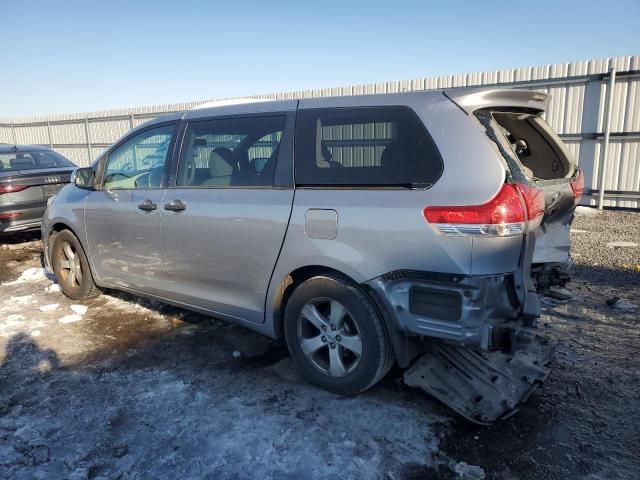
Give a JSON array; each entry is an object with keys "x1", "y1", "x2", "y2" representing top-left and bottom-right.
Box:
[
  {"x1": 47, "y1": 222, "x2": 84, "y2": 257},
  {"x1": 270, "y1": 265, "x2": 360, "y2": 341},
  {"x1": 269, "y1": 264, "x2": 423, "y2": 368}
]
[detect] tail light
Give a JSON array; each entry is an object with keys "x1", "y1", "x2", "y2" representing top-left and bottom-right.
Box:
[
  {"x1": 0, "y1": 185, "x2": 29, "y2": 195},
  {"x1": 570, "y1": 168, "x2": 584, "y2": 205},
  {"x1": 0, "y1": 212, "x2": 22, "y2": 219},
  {"x1": 423, "y1": 183, "x2": 545, "y2": 237}
]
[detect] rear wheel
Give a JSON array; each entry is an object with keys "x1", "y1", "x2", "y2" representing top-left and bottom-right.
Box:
[
  {"x1": 284, "y1": 273, "x2": 394, "y2": 395},
  {"x1": 51, "y1": 230, "x2": 101, "y2": 300}
]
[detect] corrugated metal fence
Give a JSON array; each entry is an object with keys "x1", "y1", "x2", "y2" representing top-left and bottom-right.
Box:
[{"x1": 1, "y1": 55, "x2": 639, "y2": 208}]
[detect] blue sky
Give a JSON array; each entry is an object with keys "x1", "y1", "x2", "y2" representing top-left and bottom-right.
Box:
[{"x1": 1, "y1": 0, "x2": 639, "y2": 117}]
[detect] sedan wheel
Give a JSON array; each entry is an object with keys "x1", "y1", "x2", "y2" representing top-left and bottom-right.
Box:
[
  {"x1": 56, "y1": 241, "x2": 84, "y2": 289},
  {"x1": 50, "y1": 229, "x2": 101, "y2": 300}
]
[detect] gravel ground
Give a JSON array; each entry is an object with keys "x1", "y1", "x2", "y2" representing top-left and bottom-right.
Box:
[
  {"x1": 0, "y1": 207, "x2": 639, "y2": 479},
  {"x1": 570, "y1": 206, "x2": 640, "y2": 289}
]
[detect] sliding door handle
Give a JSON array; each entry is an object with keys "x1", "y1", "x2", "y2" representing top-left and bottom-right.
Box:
[
  {"x1": 138, "y1": 199, "x2": 157, "y2": 212},
  {"x1": 164, "y1": 199, "x2": 186, "y2": 212}
]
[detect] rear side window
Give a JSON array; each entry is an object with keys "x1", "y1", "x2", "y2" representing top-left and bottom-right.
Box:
[
  {"x1": 176, "y1": 115, "x2": 285, "y2": 187},
  {"x1": 294, "y1": 107, "x2": 442, "y2": 187}
]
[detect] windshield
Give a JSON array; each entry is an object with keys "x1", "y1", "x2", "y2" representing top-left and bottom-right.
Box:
[{"x1": 0, "y1": 150, "x2": 76, "y2": 172}]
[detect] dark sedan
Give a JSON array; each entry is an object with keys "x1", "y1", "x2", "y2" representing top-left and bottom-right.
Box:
[{"x1": 0, "y1": 144, "x2": 76, "y2": 234}]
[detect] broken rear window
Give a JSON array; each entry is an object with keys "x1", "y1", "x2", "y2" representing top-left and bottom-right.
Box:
[{"x1": 484, "y1": 111, "x2": 574, "y2": 181}]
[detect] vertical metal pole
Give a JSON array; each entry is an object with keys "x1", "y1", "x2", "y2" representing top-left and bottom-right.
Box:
[
  {"x1": 11, "y1": 122, "x2": 16, "y2": 144},
  {"x1": 597, "y1": 68, "x2": 616, "y2": 209},
  {"x1": 84, "y1": 117, "x2": 92, "y2": 165},
  {"x1": 129, "y1": 113, "x2": 135, "y2": 130},
  {"x1": 47, "y1": 120, "x2": 53, "y2": 148}
]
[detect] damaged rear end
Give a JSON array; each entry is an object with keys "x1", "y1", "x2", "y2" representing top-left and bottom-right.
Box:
[{"x1": 394, "y1": 88, "x2": 582, "y2": 423}]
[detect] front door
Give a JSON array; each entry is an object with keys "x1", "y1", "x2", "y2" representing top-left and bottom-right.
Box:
[
  {"x1": 84, "y1": 123, "x2": 177, "y2": 293},
  {"x1": 160, "y1": 114, "x2": 294, "y2": 323}
]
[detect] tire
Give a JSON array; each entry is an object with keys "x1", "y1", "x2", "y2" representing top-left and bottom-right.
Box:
[
  {"x1": 284, "y1": 273, "x2": 394, "y2": 395},
  {"x1": 50, "y1": 229, "x2": 101, "y2": 300}
]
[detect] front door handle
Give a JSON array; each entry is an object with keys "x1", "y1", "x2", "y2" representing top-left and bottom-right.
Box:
[
  {"x1": 138, "y1": 199, "x2": 157, "y2": 212},
  {"x1": 164, "y1": 199, "x2": 186, "y2": 212}
]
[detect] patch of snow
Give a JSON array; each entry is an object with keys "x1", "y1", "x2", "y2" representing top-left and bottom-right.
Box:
[
  {"x1": 3, "y1": 267, "x2": 48, "y2": 285},
  {"x1": 70, "y1": 304, "x2": 88, "y2": 315},
  {"x1": 10, "y1": 295, "x2": 33, "y2": 305},
  {"x1": 46, "y1": 283, "x2": 61, "y2": 293},
  {"x1": 39, "y1": 304, "x2": 60, "y2": 312},
  {"x1": 606, "y1": 241, "x2": 638, "y2": 248},
  {"x1": 58, "y1": 314, "x2": 83, "y2": 324},
  {"x1": 5, "y1": 314, "x2": 25, "y2": 326}
]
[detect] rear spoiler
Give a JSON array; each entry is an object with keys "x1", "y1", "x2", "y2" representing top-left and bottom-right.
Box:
[{"x1": 443, "y1": 88, "x2": 549, "y2": 115}]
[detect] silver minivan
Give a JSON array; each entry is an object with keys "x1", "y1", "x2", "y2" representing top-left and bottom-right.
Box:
[{"x1": 42, "y1": 89, "x2": 583, "y2": 423}]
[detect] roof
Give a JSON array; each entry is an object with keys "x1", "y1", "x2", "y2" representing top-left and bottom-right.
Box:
[
  {"x1": 0, "y1": 144, "x2": 53, "y2": 153},
  {"x1": 133, "y1": 87, "x2": 550, "y2": 131}
]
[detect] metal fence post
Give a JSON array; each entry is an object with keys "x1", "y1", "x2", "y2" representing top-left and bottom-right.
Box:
[
  {"x1": 597, "y1": 68, "x2": 616, "y2": 209},
  {"x1": 84, "y1": 117, "x2": 93, "y2": 166},
  {"x1": 47, "y1": 120, "x2": 53, "y2": 148},
  {"x1": 129, "y1": 113, "x2": 135, "y2": 130},
  {"x1": 11, "y1": 122, "x2": 16, "y2": 144}
]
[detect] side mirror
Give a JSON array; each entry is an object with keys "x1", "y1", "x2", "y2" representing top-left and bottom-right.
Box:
[{"x1": 72, "y1": 167, "x2": 96, "y2": 190}]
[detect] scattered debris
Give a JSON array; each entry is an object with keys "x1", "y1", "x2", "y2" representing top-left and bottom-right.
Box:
[
  {"x1": 453, "y1": 461, "x2": 485, "y2": 479},
  {"x1": 38, "y1": 304, "x2": 60, "y2": 312},
  {"x1": 70, "y1": 304, "x2": 88, "y2": 315},
  {"x1": 574, "y1": 206, "x2": 601, "y2": 217},
  {"x1": 545, "y1": 286, "x2": 573, "y2": 301},
  {"x1": 58, "y1": 314, "x2": 83, "y2": 324},
  {"x1": 606, "y1": 241, "x2": 638, "y2": 249},
  {"x1": 606, "y1": 297, "x2": 636, "y2": 310}
]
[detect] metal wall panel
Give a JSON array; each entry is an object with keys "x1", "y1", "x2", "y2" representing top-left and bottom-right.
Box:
[{"x1": 0, "y1": 55, "x2": 638, "y2": 208}]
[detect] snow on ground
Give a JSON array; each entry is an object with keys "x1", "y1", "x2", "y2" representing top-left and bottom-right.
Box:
[{"x1": 0, "y1": 239, "x2": 452, "y2": 479}]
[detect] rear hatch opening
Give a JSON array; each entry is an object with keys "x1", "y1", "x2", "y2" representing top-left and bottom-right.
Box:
[{"x1": 470, "y1": 111, "x2": 585, "y2": 316}]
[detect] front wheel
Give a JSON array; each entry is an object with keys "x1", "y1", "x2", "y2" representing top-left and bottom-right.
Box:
[
  {"x1": 51, "y1": 230, "x2": 101, "y2": 300},
  {"x1": 284, "y1": 273, "x2": 394, "y2": 395}
]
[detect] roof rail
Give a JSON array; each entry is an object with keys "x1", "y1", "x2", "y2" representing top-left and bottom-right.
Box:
[{"x1": 191, "y1": 98, "x2": 271, "y2": 111}]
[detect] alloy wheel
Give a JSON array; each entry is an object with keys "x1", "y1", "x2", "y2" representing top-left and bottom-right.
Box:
[
  {"x1": 297, "y1": 298, "x2": 363, "y2": 377},
  {"x1": 57, "y1": 241, "x2": 83, "y2": 289}
]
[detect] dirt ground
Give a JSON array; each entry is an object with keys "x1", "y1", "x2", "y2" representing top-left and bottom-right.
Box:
[{"x1": 1, "y1": 208, "x2": 639, "y2": 479}]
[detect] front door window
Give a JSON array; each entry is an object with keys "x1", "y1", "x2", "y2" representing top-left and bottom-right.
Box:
[{"x1": 103, "y1": 125, "x2": 175, "y2": 190}]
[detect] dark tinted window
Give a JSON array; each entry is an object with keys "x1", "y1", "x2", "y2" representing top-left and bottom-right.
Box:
[
  {"x1": 0, "y1": 150, "x2": 75, "y2": 172},
  {"x1": 294, "y1": 107, "x2": 442, "y2": 187},
  {"x1": 177, "y1": 115, "x2": 285, "y2": 188}
]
